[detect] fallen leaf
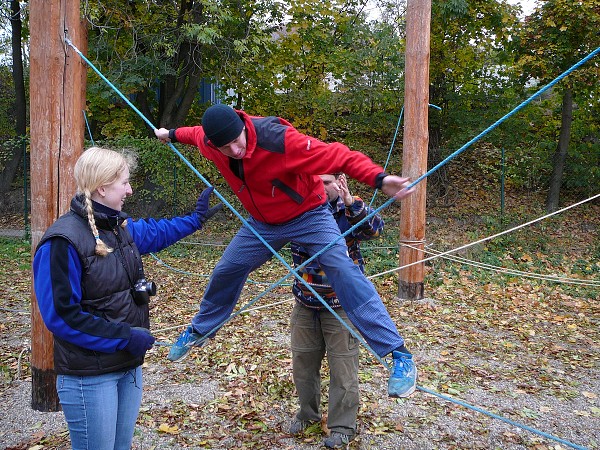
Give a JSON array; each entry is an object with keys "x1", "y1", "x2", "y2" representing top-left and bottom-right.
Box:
[{"x1": 158, "y1": 423, "x2": 179, "y2": 434}]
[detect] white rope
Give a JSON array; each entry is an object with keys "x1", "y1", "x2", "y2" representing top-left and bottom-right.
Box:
[
  {"x1": 241, "y1": 297, "x2": 295, "y2": 313},
  {"x1": 17, "y1": 346, "x2": 31, "y2": 380},
  {"x1": 153, "y1": 195, "x2": 599, "y2": 335},
  {"x1": 368, "y1": 193, "x2": 600, "y2": 280},
  {"x1": 401, "y1": 242, "x2": 600, "y2": 286}
]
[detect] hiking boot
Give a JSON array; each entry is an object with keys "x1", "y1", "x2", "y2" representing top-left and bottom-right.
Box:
[
  {"x1": 388, "y1": 351, "x2": 417, "y2": 397},
  {"x1": 323, "y1": 431, "x2": 355, "y2": 448},
  {"x1": 167, "y1": 326, "x2": 204, "y2": 362},
  {"x1": 289, "y1": 418, "x2": 316, "y2": 434}
]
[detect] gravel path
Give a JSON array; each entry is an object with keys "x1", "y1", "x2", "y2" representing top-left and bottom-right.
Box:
[{"x1": 1, "y1": 342, "x2": 598, "y2": 449}]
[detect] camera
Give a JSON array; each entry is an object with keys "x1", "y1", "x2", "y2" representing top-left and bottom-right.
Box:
[{"x1": 132, "y1": 278, "x2": 157, "y2": 306}]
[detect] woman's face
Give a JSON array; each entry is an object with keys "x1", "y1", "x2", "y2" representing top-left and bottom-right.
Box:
[{"x1": 94, "y1": 166, "x2": 133, "y2": 211}]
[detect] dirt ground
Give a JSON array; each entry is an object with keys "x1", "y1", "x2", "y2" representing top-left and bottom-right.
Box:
[
  {"x1": 0, "y1": 192, "x2": 598, "y2": 449},
  {"x1": 1, "y1": 271, "x2": 598, "y2": 450}
]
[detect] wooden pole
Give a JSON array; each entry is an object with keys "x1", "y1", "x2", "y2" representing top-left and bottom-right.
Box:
[
  {"x1": 29, "y1": 0, "x2": 86, "y2": 411},
  {"x1": 398, "y1": 0, "x2": 431, "y2": 300}
]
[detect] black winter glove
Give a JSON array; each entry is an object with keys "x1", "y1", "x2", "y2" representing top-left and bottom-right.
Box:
[
  {"x1": 124, "y1": 327, "x2": 156, "y2": 357},
  {"x1": 194, "y1": 186, "x2": 223, "y2": 224}
]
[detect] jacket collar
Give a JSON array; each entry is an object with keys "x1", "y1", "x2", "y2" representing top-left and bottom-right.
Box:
[
  {"x1": 238, "y1": 110, "x2": 256, "y2": 159},
  {"x1": 71, "y1": 194, "x2": 130, "y2": 230},
  {"x1": 328, "y1": 196, "x2": 344, "y2": 214}
]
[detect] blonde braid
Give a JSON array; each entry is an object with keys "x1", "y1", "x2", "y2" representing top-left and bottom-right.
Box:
[{"x1": 83, "y1": 189, "x2": 113, "y2": 256}]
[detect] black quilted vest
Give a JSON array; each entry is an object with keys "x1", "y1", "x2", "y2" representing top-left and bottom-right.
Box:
[{"x1": 37, "y1": 195, "x2": 149, "y2": 375}]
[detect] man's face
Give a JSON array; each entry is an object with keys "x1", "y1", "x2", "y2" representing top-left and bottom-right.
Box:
[
  {"x1": 320, "y1": 174, "x2": 341, "y2": 202},
  {"x1": 216, "y1": 128, "x2": 247, "y2": 159}
]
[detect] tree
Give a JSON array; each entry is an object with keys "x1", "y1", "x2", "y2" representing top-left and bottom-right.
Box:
[
  {"x1": 0, "y1": 0, "x2": 28, "y2": 193},
  {"x1": 242, "y1": 0, "x2": 367, "y2": 136},
  {"x1": 83, "y1": 0, "x2": 407, "y2": 151},
  {"x1": 427, "y1": 0, "x2": 522, "y2": 202},
  {"x1": 239, "y1": 0, "x2": 406, "y2": 146},
  {"x1": 514, "y1": 0, "x2": 600, "y2": 212},
  {"x1": 327, "y1": 9, "x2": 407, "y2": 146},
  {"x1": 83, "y1": 0, "x2": 282, "y2": 138},
  {"x1": 429, "y1": 0, "x2": 521, "y2": 145}
]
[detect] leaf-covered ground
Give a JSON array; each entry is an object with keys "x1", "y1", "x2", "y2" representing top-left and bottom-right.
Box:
[{"x1": 0, "y1": 185, "x2": 598, "y2": 449}]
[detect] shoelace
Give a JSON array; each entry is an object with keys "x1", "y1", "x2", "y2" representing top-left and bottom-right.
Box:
[
  {"x1": 177, "y1": 328, "x2": 196, "y2": 347},
  {"x1": 392, "y1": 357, "x2": 411, "y2": 377}
]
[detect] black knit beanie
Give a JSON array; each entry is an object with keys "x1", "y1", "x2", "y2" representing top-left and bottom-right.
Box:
[{"x1": 201, "y1": 104, "x2": 245, "y2": 147}]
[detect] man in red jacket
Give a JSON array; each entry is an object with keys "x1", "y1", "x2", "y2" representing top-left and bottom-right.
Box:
[{"x1": 155, "y1": 104, "x2": 417, "y2": 398}]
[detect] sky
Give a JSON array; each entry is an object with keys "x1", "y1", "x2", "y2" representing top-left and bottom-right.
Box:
[
  {"x1": 506, "y1": 0, "x2": 538, "y2": 16},
  {"x1": 363, "y1": 1, "x2": 539, "y2": 21}
]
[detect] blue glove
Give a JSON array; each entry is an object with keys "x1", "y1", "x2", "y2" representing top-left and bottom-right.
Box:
[
  {"x1": 194, "y1": 187, "x2": 223, "y2": 224},
  {"x1": 124, "y1": 327, "x2": 156, "y2": 357}
]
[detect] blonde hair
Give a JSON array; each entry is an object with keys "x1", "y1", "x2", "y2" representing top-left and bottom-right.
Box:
[{"x1": 74, "y1": 147, "x2": 137, "y2": 256}]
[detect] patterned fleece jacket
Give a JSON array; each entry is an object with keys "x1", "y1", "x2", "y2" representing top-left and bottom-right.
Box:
[{"x1": 290, "y1": 195, "x2": 384, "y2": 309}]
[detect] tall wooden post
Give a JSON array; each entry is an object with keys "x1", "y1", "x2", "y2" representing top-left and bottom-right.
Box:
[
  {"x1": 29, "y1": 0, "x2": 86, "y2": 411},
  {"x1": 398, "y1": 0, "x2": 431, "y2": 300}
]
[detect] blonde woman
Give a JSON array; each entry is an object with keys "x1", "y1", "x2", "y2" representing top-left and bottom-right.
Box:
[{"x1": 33, "y1": 147, "x2": 220, "y2": 450}]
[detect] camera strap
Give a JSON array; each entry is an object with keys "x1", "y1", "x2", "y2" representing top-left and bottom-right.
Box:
[{"x1": 112, "y1": 233, "x2": 139, "y2": 289}]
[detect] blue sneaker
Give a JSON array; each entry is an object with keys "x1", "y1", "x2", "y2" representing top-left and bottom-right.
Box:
[
  {"x1": 167, "y1": 326, "x2": 204, "y2": 362},
  {"x1": 388, "y1": 351, "x2": 417, "y2": 397}
]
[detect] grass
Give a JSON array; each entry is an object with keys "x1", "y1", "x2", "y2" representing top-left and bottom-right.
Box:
[{"x1": 0, "y1": 237, "x2": 30, "y2": 272}]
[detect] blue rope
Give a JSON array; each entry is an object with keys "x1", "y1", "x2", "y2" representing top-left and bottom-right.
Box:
[
  {"x1": 66, "y1": 35, "x2": 600, "y2": 355},
  {"x1": 83, "y1": 110, "x2": 95, "y2": 145},
  {"x1": 407, "y1": 48, "x2": 600, "y2": 190},
  {"x1": 65, "y1": 37, "x2": 597, "y2": 450},
  {"x1": 369, "y1": 103, "x2": 442, "y2": 207},
  {"x1": 244, "y1": 41, "x2": 600, "y2": 314},
  {"x1": 332, "y1": 45, "x2": 600, "y2": 279},
  {"x1": 369, "y1": 106, "x2": 404, "y2": 208},
  {"x1": 418, "y1": 386, "x2": 588, "y2": 450},
  {"x1": 383, "y1": 106, "x2": 405, "y2": 173},
  {"x1": 64, "y1": 37, "x2": 382, "y2": 363}
]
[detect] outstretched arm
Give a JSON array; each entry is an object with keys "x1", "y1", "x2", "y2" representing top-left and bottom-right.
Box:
[{"x1": 33, "y1": 239, "x2": 131, "y2": 353}]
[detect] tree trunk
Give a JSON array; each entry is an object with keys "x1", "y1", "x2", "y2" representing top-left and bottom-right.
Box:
[
  {"x1": 545, "y1": 88, "x2": 573, "y2": 213},
  {"x1": 0, "y1": 143, "x2": 25, "y2": 192},
  {"x1": 398, "y1": 0, "x2": 431, "y2": 301},
  {"x1": 0, "y1": 0, "x2": 27, "y2": 193},
  {"x1": 30, "y1": 0, "x2": 86, "y2": 411},
  {"x1": 10, "y1": 0, "x2": 26, "y2": 138}
]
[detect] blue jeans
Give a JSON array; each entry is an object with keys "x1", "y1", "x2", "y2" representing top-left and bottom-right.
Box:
[
  {"x1": 192, "y1": 205, "x2": 404, "y2": 357},
  {"x1": 56, "y1": 367, "x2": 143, "y2": 450}
]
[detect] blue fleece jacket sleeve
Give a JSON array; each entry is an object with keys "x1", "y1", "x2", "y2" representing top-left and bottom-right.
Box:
[
  {"x1": 127, "y1": 214, "x2": 201, "y2": 255},
  {"x1": 33, "y1": 238, "x2": 130, "y2": 353}
]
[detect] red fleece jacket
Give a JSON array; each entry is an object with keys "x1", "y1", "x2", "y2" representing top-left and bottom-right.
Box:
[{"x1": 174, "y1": 110, "x2": 384, "y2": 224}]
